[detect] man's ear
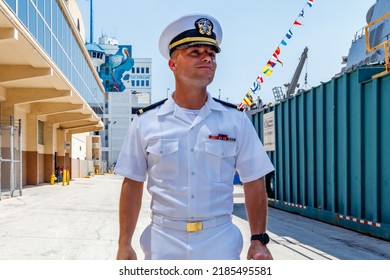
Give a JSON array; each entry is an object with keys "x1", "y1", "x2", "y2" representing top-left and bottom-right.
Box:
[{"x1": 168, "y1": 59, "x2": 176, "y2": 71}]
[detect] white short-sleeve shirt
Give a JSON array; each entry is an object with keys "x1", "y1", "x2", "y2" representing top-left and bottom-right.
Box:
[{"x1": 115, "y1": 93, "x2": 274, "y2": 219}]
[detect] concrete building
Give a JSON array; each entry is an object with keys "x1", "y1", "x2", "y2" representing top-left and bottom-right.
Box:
[
  {"x1": 86, "y1": 37, "x2": 152, "y2": 168},
  {"x1": 0, "y1": 0, "x2": 105, "y2": 192}
]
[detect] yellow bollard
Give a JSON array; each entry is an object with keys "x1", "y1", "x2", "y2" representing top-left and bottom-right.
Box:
[
  {"x1": 67, "y1": 169, "x2": 70, "y2": 185},
  {"x1": 62, "y1": 170, "x2": 66, "y2": 186},
  {"x1": 50, "y1": 173, "x2": 57, "y2": 185}
]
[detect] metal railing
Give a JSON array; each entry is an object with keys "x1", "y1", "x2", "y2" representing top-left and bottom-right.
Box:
[
  {"x1": 365, "y1": 11, "x2": 390, "y2": 77},
  {"x1": 0, "y1": 117, "x2": 22, "y2": 200}
]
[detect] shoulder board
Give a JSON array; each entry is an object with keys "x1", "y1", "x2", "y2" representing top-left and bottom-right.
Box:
[
  {"x1": 137, "y1": 98, "x2": 168, "y2": 115},
  {"x1": 213, "y1": 98, "x2": 244, "y2": 111}
]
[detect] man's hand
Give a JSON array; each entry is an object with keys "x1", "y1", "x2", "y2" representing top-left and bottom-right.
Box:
[
  {"x1": 247, "y1": 241, "x2": 273, "y2": 260},
  {"x1": 116, "y1": 178, "x2": 144, "y2": 260},
  {"x1": 116, "y1": 245, "x2": 137, "y2": 260}
]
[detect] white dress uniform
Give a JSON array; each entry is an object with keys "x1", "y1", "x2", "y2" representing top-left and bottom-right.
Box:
[{"x1": 115, "y1": 93, "x2": 274, "y2": 259}]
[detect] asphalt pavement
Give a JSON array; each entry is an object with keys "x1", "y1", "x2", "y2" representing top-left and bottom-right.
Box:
[{"x1": 0, "y1": 173, "x2": 389, "y2": 260}]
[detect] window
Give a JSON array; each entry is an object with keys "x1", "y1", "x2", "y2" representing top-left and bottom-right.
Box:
[
  {"x1": 37, "y1": 0, "x2": 45, "y2": 16},
  {"x1": 45, "y1": 0, "x2": 51, "y2": 27},
  {"x1": 37, "y1": 14, "x2": 44, "y2": 47},
  {"x1": 44, "y1": 24, "x2": 51, "y2": 55},
  {"x1": 18, "y1": 0, "x2": 28, "y2": 26},
  {"x1": 146, "y1": 80, "x2": 150, "y2": 87},
  {"x1": 136, "y1": 67, "x2": 140, "y2": 73},
  {"x1": 52, "y1": 1, "x2": 57, "y2": 36},
  {"x1": 141, "y1": 67, "x2": 144, "y2": 73},
  {"x1": 29, "y1": 2, "x2": 37, "y2": 37},
  {"x1": 5, "y1": 0, "x2": 16, "y2": 12},
  {"x1": 38, "y1": 120, "x2": 44, "y2": 145},
  {"x1": 146, "y1": 67, "x2": 149, "y2": 73}
]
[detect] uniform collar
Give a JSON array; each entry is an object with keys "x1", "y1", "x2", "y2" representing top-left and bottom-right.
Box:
[
  {"x1": 206, "y1": 94, "x2": 229, "y2": 112},
  {"x1": 156, "y1": 92, "x2": 228, "y2": 116},
  {"x1": 156, "y1": 94, "x2": 176, "y2": 116}
]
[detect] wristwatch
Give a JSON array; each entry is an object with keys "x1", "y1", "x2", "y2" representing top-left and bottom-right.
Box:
[{"x1": 251, "y1": 233, "x2": 270, "y2": 245}]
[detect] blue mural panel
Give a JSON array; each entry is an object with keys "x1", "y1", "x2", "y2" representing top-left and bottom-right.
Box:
[{"x1": 100, "y1": 45, "x2": 134, "y2": 92}]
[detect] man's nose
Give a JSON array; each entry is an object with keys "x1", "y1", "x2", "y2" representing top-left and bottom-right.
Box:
[{"x1": 202, "y1": 55, "x2": 211, "y2": 62}]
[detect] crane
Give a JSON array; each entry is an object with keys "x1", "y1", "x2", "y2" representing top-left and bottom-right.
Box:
[{"x1": 285, "y1": 47, "x2": 308, "y2": 97}]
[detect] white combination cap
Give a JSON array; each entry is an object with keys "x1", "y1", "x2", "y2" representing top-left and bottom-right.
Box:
[{"x1": 159, "y1": 13, "x2": 223, "y2": 59}]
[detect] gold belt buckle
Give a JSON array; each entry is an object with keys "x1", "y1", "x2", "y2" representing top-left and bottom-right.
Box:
[{"x1": 186, "y1": 222, "x2": 203, "y2": 232}]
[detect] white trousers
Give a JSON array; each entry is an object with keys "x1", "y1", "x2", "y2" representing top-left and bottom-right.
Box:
[{"x1": 140, "y1": 220, "x2": 243, "y2": 260}]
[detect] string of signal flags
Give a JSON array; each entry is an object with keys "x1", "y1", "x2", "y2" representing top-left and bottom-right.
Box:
[{"x1": 237, "y1": 0, "x2": 315, "y2": 111}]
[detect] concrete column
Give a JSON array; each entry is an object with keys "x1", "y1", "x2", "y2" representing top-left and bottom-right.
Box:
[
  {"x1": 26, "y1": 115, "x2": 39, "y2": 185},
  {"x1": 43, "y1": 123, "x2": 55, "y2": 183},
  {"x1": 56, "y1": 128, "x2": 66, "y2": 170}
]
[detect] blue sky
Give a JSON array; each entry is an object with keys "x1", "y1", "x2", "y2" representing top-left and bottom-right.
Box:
[{"x1": 76, "y1": 0, "x2": 374, "y2": 104}]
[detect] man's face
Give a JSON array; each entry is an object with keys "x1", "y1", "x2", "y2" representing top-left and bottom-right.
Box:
[{"x1": 169, "y1": 45, "x2": 217, "y2": 87}]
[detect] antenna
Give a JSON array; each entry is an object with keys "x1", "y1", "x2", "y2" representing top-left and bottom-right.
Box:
[{"x1": 89, "y1": 0, "x2": 94, "y2": 43}]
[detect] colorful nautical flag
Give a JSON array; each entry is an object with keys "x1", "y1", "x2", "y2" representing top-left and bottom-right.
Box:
[
  {"x1": 294, "y1": 20, "x2": 302, "y2": 26},
  {"x1": 263, "y1": 69, "x2": 273, "y2": 76},
  {"x1": 272, "y1": 51, "x2": 283, "y2": 65},
  {"x1": 267, "y1": 60, "x2": 276, "y2": 68},
  {"x1": 237, "y1": 102, "x2": 246, "y2": 110},
  {"x1": 237, "y1": 0, "x2": 315, "y2": 111},
  {"x1": 286, "y1": 30, "x2": 293, "y2": 39},
  {"x1": 250, "y1": 81, "x2": 261, "y2": 93},
  {"x1": 243, "y1": 92, "x2": 254, "y2": 106},
  {"x1": 262, "y1": 66, "x2": 273, "y2": 76}
]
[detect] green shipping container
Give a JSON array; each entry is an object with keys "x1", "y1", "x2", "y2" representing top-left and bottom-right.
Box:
[{"x1": 248, "y1": 66, "x2": 390, "y2": 240}]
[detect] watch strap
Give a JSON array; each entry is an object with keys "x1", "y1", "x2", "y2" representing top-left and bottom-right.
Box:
[{"x1": 251, "y1": 232, "x2": 270, "y2": 244}]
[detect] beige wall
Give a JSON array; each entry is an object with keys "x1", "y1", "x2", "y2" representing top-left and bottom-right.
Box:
[
  {"x1": 0, "y1": 1, "x2": 103, "y2": 186},
  {"x1": 66, "y1": 0, "x2": 86, "y2": 43}
]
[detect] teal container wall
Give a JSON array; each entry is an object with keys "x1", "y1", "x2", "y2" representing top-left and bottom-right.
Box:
[{"x1": 249, "y1": 66, "x2": 390, "y2": 240}]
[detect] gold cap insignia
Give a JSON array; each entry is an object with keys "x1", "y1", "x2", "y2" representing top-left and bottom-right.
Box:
[{"x1": 195, "y1": 18, "x2": 213, "y2": 36}]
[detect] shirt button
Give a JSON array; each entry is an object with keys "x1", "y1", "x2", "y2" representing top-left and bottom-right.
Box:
[
  {"x1": 190, "y1": 148, "x2": 194, "y2": 152},
  {"x1": 191, "y1": 195, "x2": 195, "y2": 199},
  {"x1": 191, "y1": 171, "x2": 195, "y2": 175}
]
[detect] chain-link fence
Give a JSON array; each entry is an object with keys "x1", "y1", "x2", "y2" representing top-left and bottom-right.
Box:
[{"x1": 0, "y1": 118, "x2": 22, "y2": 200}]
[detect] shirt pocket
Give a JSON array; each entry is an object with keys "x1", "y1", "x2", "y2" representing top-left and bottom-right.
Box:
[
  {"x1": 205, "y1": 141, "x2": 237, "y2": 183},
  {"x1": 146, "y1": 139, "x2": 180, "y2": 180}
]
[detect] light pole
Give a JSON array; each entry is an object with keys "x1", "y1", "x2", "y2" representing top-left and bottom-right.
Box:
[
  {"x1": 166, "y1": 88, "x2": 170, "y2": 98},
  {"x1": 218, "y1": 88, "x2": 221, "y2": 99}
]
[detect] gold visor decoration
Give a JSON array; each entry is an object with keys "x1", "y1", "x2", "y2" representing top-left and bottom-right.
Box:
[{"x1": 169, "y1": 37, "x2": 219, "y2": 50}]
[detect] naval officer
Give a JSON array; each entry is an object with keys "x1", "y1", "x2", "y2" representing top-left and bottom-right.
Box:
[{"x1": 115, "y1": 13, "x2": 274, "y2": 260}]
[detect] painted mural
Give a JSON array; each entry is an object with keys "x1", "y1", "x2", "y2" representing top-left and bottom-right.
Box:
[{"x1": 99, "y1": 45, "x2": 134, "y2": 92}]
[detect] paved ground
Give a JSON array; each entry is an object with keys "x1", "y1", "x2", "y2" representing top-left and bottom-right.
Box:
[{"x1": 0, "y1": 173, "x2": 389, "y2": 260}]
